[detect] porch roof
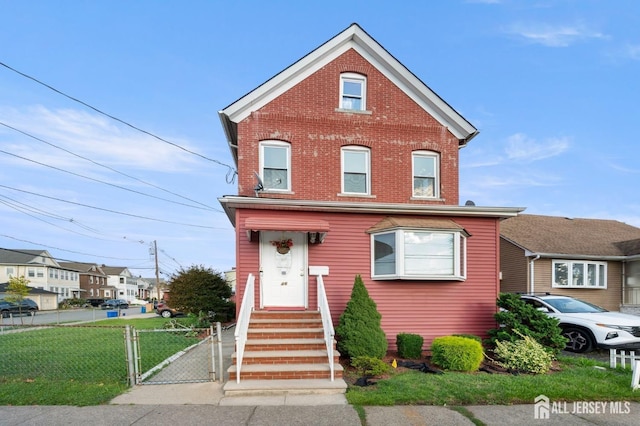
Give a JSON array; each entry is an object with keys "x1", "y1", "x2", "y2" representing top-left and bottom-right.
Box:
[
  {"x1": 366, "y1": 217, "x2": 470, "y2": 236},
  {"x1": 244, "y1": 217, "x2": 331, "y2": 233}
]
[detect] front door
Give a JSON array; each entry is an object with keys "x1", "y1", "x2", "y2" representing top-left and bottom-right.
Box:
[{"x1": 260, "y1": 231, "x2": 307, "y2": 308}]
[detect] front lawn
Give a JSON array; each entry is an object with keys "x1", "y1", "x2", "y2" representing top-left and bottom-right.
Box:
[{"x1": 346, "y1": 355, "x2": 640, "y2": 406}]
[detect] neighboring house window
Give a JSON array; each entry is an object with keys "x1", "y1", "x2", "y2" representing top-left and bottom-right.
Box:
[
  {"x1": 341, "y1": 146, "x2": 370, "y2": 195},
  {"x1": 49, "y1": 269, "x2": 53, "y2": 278},
  {"x1": 260, "y1": 141, "x2": 291, "y2": 191},
  {"x1": 553, "y1": 260, "x2": 607, "y2": 288},
  {"x1": 27, "y1": 267, "x2": 35, "y2": 278},
  {"x1": 339, "y1": 73, "x2": 366, "y2": 111},
  {"x1": 119, "y1": 277, "x2": 125, "y2": 284},
  {"x1": 6, "y1": 267, "x2": 14, "y2": 277},
  {"x1": 36, "y1": 268, "x2": 44, "y2": 278},
  {"x1": 413, "y1": 151, "x2": 439, "y2": 198},
  {"x1": 371, "y1": 229, "x2": 467, "y2": 280}
]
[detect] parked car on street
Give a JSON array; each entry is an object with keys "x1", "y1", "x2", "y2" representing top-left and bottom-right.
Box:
[
  {"x1": 100, "y1": 299, "x2": 129, "y2": 310},
  {"x1": 156, "y1": 301, "x2": 182, "y2": 318},
  {"x1": 0, "y1": 298, "x2": 39, "y2": 318},
  {"x1": 520, "y1": 293, "x2": 640, "y2": 353}
]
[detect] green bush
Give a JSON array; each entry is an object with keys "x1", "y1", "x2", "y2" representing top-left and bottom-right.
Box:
[
  {"x1": 487, "y1": 293, "x2": 567, "y2": 356},
  {"x1": 452, "y1": 334, "x2": 482, "y2": 344},
  {"x1": 493, "y1": 334, "x2": 553, "y2": 374},
  {"x1": 396, "y1": 333, "x2": 423, "y2": 359},
  {"x1": 430, "y1": 336, "x2": 484, "y2": 372},
  {"x1": 351, "y1": 356, "x2": 390, "y2": 377},
  {"x1": 336, "y1": 275, "x2": 388, "y2": 359}
]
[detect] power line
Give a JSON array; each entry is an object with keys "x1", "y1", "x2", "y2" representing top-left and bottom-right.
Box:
[
  {"x1": 0, "y1": 121, "x2": 221, "y2": 211},
  {"x1": 0, "y1": 240, "x2": 146, "y2": 262},
  {"x1": 0, "y1": 60, "x2": 238, "y2": 183},
  {"x1": 0, "y1": 184, "x2": 227, "y2": 230}
]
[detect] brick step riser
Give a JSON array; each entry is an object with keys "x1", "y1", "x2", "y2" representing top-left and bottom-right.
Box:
[
  {"x1": 250, "y1": 322, "x2": 323, "y2": 329},
  {"x1": 251, "y1": 313, "x2": 321, "y2": 321},
  {"x1": 244, "y1": 343, "x2": 328, "y2": 351},
  {"x1": 239, "y1": 356, "x2": 340, "y2": 365},
  {"x1": 229, "y1": 370, "x2": 343, "y2": 381},
  {"x1": 247, "y1": 332, "x2": 324, "y2": 339}
]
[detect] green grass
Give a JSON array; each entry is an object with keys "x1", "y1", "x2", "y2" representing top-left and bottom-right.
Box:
[
  {"x1": 0, "y1": 317, "x2": 206, "y2": 406},
  {"x1": 345, "y1": 355, "x2": 640, "y2": 406}
]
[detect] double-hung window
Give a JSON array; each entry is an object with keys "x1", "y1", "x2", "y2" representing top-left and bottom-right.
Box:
[
  {"x1": 340, "y1": 73, "x2": 366, "y2": 111},
  {"x1": 260, "y1": 141, "x2": 291, "y2": 191},
  {"x1": 341, "y1": 146, "x2": 370, "y2": 195},
  {"x1": 370, "y1": 220, "x2": 467, "y2": 280},
  {"x1": 552, "y1": 260, "x2": 607, "y2": 288},
  {"x1": 413, "y1": 151, "x2": 439, "y2": 198}
]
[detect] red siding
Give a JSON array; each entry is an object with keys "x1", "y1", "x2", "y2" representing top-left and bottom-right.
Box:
[{"x1": 235, "y1": 209, "x2": 500, "y2": 350}]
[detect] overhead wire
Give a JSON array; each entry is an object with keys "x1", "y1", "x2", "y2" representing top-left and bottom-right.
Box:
[
  {"x1": 0, "y1": 241, "x2": 146, "y2": 262},
  {"x1": 0, "y1": 184, "x2": 228, "y2": 230},
  {"x1": 0, "y1": 121, "x2": 221, "y2": 211},
  {"x1": 0, "y1": 60, "x2": 238, "y2": 184}
]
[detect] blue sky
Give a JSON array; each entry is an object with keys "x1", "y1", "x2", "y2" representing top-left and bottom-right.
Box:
[{"x1": 1, "y1": 1, "x2": 639, "y2": 279}]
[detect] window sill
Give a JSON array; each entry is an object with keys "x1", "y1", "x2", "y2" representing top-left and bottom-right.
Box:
[
  {"x1": 552, "y1": 286, "x2": 607, "y2": 290},
  {"x1": 410, "y1": 196, "x2": 444, "y2": 202},
  {"x1": 372, "y1": 275, "x2": 466, "y2": 281},
  {"x1": 337, "y1": 193, "x2": 376, "y2": 199},
  {"x1": 335, "y1": 108, "x2": 372, "y2": 115}
]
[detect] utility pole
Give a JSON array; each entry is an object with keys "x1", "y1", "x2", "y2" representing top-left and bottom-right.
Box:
[{"x1": 154, "y1": 240, "x2": 161, "y2": 301}]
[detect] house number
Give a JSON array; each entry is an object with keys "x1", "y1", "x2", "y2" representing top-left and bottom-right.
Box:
[{"x1": 281, "y1": 281, "x2": 288, "y2": 286}]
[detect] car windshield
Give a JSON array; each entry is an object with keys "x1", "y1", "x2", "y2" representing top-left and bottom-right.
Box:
[{"x1": 543, "y1": 297, "x2": 607, "y2": 313}]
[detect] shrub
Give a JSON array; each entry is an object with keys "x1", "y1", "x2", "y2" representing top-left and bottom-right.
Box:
[
  {"x1": 351, "y1": 356, "x2": 390, "y2": 377},
  {"x1": 396, "y1": 333, "x2": 423, "y2": 359},
  {"x1": 452, "y1": 334, "x2": 482, "y2": 344},
  {"x1": 336, "y1": 275, "x2": 387, "y2": 359},
  {"x1": 430, "y1": 336, "x2": 484, "y2": 372},
  {"x1": 487, "y1": 293, "x2": 567, "y2": 356},
  {"x1": 493, "y1": 334, "x2": 553, "y2": 374}
]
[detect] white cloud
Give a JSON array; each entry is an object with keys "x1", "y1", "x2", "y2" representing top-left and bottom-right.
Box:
[
  {"x1": 0, "y1": 105, "x2": 200, "y2": 173},
  {"x1": 505, "y1": 133, "x2": 570, "y2": 162},
  {"x1": 505, "y1": 22, "x2": 607, "y2": 47}
]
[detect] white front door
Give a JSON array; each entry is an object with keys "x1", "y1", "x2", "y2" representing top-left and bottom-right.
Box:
[{"x1": 260, "y1": 231, "x2": 307, "y2": 308}]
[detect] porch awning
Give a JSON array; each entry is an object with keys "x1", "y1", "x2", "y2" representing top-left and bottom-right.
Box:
[{"x1": 244, "y1": 217, "x2": 331, "y2": 233}]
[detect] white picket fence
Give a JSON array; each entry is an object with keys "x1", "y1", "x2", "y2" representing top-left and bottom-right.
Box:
[{"x1": 609, "y1": 349, "x2": 640, "y2": 390}]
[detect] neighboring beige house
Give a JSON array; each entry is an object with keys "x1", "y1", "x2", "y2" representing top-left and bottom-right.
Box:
[
  {"x1": 0, "y1": 282, "x2": 58, "y2": 311},
  {"x1": 500, "y1": 214, "x2": 640, "y2": 314},
  {"x1": 0, "y1": 248, "x2": 81, "y2": 305}
]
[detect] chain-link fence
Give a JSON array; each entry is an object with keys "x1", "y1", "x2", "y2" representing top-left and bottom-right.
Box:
[{"x1": 0, "y1": 321, "x2": 225, "y2": 388}]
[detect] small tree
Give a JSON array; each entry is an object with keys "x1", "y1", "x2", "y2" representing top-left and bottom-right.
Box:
[
  {"x1": 5, "y1": 275, "x2": 32, "y2": 323},
  {"x1": 487, "y1": 293, "x2": 567, "y2": 356},
  {"x1": 335, "y1": 275, "x2": 387, "y2": 359},
  {"x1": 167, "y1": 265, "x2": 235, "y2": 322}
]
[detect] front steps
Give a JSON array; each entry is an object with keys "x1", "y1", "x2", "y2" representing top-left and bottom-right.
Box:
[{"x1": 223, "y1": 310, "x2": 346, "y2": 396}]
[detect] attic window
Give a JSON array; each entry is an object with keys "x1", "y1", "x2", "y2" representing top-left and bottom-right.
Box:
[{"x1": 339, "y1": 73, "x2": 366, "y2": 111}]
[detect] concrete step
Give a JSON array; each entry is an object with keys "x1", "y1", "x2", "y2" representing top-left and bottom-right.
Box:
[
  {"x1": 233, "y1": 349, "x2": 340, "y2": 365},
  {"x1": 228, "y1": 363, "x2": 344, "y2": 381},
  {"x1": 247, "y1": 327, "x2": 324, "y2": 339},
  {"x1": 223, "y1": 378, "x2": 347, "y2": 396},
  {"x1": 244, "y1": 338, "x2": 328, "y2": 351},
  {"x1": 250, "y1": 318, "x2": 323, "y2": 329}
]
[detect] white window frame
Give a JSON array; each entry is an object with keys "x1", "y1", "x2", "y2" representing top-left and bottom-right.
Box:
[
  {"x1": 412, "y1": 151, "x2": 440, "y2": 198},
  {"x1": 259, "y1": 140, "x2": 291, "y2": 192},
  {"x1": 371, "y1": 229, "x2": 467, "y2": 280},
  {"x1": 6, "y1": 267, "x2": 15, "y2": 277},
  {"x1": 552, "y1": 260, "x2": 607, "y2": 289},
  {"x1": 339, "y1": 73, "x2": 366, "y2": 111},
  {"x1": 341, "y1": 146, "x2": 371, "y2": 195},
  {"x1": 27, "y1": 267, "x2": 35, "y2": 278}
]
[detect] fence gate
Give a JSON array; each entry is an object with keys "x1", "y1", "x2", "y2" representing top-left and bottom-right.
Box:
[{"x1": 131, "y1": 323, "x2": 222, "y2": 385}]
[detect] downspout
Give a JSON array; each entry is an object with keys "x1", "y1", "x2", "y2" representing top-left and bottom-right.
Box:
[{"x1": 530, "y1": 255, "x2": 540, "y2": 294}]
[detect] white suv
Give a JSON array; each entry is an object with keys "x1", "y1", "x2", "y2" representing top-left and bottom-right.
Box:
[{"x1": 520, "y1": 294, "x2": 640, "y2": 353}]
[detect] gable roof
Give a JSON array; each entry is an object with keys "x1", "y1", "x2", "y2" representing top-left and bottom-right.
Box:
[
  {"x1": 0, "y1": 282, "x2": 58, "y2": 295},
  {"x1": 101, "y1": 266, "x2": 131, "y2": 276},
  {"x1": 58, "y1": 262, "x2": 107, "y2": 275},
  {"x1": 219, "y1": 23, "x2": 478, "y2": 163},
  {"x1": 0, "y1": 248, "x2": 58, "y2": 266},
  {"x1": 500, "y1": 214, "x2": 640, "y2": 258}
]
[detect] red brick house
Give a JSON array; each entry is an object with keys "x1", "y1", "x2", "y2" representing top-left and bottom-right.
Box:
[{"x1": 218, "y1": 24, "x2": 521, "y2": 390}]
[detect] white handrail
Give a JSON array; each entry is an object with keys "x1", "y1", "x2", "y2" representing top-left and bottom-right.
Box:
[
  {"x1": 234, "y1": 273, "x2": 255, "y2": 383},
  {"x1": 316, "y1": 274, "x2": 335, "y2": 381}
]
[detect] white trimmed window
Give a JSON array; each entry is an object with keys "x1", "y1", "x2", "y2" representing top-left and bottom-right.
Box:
[
  {"x1": 260, "y1": 141, "x2": 291, "y2": 191},
  {"x1": 6, "y1": 267, "x2": 14, "y2": 277},
  {"x1": 372, "y1": 229, "x2": 467, "y2": 280},
  {"x1": 552, "y1": 260, "x2": 607, "y2": 289},
  {"x1": 27, "y1": 267, "x2": 35, "y2": 278},
  {"x1": 341, "y1": 146, "x2": 370, "y2": 195},
  {"x1": 413, "y1": 151, "x2": 439, "y2": 198},
  {"x1": 340, "y1": 73, "x2": 366, "y2": 111}
]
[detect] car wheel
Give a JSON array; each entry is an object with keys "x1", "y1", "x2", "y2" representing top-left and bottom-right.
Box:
[
  {"x1": 161, "y1": 310, "x2": 173, "y2": 318},
  {"x1": 562, "y1": 327, "x2": 593, "y2": 353}
]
